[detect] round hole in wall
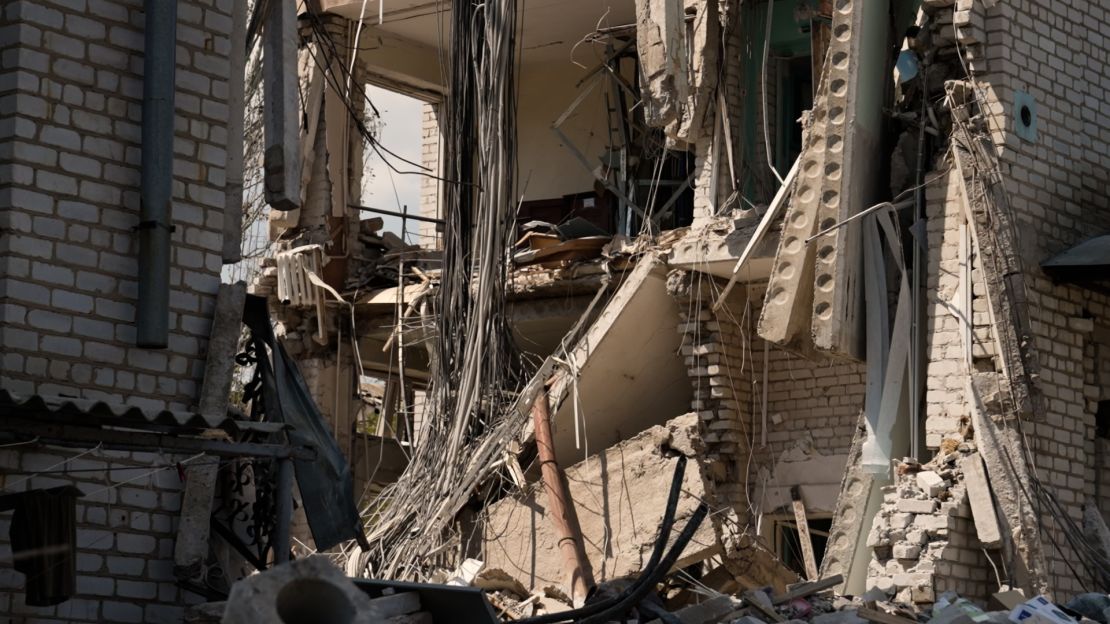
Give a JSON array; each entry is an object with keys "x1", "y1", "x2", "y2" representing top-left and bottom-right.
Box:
[{"x1": 1020, "y1": 104, "x2": 1033, "y2": 128}]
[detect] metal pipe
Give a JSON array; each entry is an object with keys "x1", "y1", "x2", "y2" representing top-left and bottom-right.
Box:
[
  {"x1": 350, "y1": 204, "x2": 445, "y2": 225},
  {"x1": 273, "y1": 457, "x2": 294, "y2": 564},
  {"x1": 532, "y1": 389, "x2": 594, "y2": 606},
  {"x1": 137, "y1": 0, "x2": 177, "y2": 348}
]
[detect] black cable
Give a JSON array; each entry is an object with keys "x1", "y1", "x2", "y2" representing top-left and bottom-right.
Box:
[
  {"x1": 298, "y1": 4, "x2": 472, "y2": 186},
  {"x1": 577, "y1": 503, "x2": 710, "y2": 624},
  {"x1": 516, "y1": 455, "x2": 689, "y2": 624}
]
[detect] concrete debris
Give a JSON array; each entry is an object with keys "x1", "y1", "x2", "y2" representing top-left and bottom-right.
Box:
[
  {"x1": 446, "y1": 558, "x2": 485, "y2": 587},
  {"x1": 221, "y1": 557, "x2": 435, "y2": 624},
  {"x1": 865, "y1": 450, "x2": 1010, "y2": 606},
  {"x1": 480, "y1": 413, "x2": 720, "y2": 593}
]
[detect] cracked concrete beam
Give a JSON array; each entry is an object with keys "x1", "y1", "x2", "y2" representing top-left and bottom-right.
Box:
[
  {"x1": 809, "y1": 0, "x2": 889, "y2": 358},
  {"x1": 757, "y1": 102, "x2": 830, "y2": 346}
]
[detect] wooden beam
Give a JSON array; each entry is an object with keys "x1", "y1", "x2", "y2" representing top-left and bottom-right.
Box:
[
  {"x1": 791, "y1": 486, "x2": 819, "y2": 580},
  {"x1": 858, "y1": 606, "x2": 920, "y2": 624},
  {"x1": 771, "y1": 574, "x2": 843, "y2": 605}
]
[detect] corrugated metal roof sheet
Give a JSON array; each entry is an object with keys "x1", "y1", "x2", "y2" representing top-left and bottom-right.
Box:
[{"x1": 0, "y1": 390, "x2": 287, "y2": 435}]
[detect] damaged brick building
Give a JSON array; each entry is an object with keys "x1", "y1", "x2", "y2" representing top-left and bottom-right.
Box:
[{"x1": 1, "y1": 0, "x2": 1109, "y2": 622}]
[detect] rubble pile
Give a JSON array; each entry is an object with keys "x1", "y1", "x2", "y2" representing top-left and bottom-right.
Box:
[
  {"x1": 456, "y1": 576, "x2": 1108, "y2": 624},
  {"x1": 347, "y1": 217, "x2": 434, "y2": 291},
  {"x1": 866, "y1": 449, "x2": 988, "y2": 605}
]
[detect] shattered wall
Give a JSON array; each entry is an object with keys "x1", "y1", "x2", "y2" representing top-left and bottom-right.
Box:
[
  {"x1": 669, "y1": 270, "x2": 754, "y2": 510},
  {"x1": 0, "y1": 0, "x2": 235, "y2": 410},
  {"x1": 917, "y1": 0, "x2": 1110, "y2": 600},
  {"x1": 923, "y1": 165, "x2": 993, "y2": 451},
  {"x1": 866, "y1": 456, "x2": 994, "y2": 606},
  {"x1": 668, "y1": 271, "x2": 868, "y2": 544}
]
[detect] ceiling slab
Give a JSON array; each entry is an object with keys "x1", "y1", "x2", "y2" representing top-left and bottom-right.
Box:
[{"x1": 321, "y1": 0, "x2": 635, "y2": 64}]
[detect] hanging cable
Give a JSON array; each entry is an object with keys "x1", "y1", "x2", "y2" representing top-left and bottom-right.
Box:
[{"x1": 761, "y1": 0, "x2": 785, "y2": 185}]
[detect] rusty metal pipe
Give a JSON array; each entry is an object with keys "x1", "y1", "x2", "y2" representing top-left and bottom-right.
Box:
[{"x1": 532, "y1": 389, "x2": 595, "y2": 606}]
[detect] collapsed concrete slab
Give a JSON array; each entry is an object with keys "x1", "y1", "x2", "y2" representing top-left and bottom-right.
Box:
[
  {"x1": 668, "y1": 217, "x2": 779, "y2": 283},
  {"x1": 481, "y1": 413, "x2": 719, "y2": 593},
  {"x1": 544, "y1": 253, "x2": 692, "y2": 466}
]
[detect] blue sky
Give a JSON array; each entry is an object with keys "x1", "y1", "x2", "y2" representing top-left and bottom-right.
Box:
[{"x1": 361, "y1": 85, "x2": 424, "y2": 241}]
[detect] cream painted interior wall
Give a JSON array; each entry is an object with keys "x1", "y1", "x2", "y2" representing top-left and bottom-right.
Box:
[
  {"x1": 362, "y1": 41, "x2": 614, "y2": 205},
  {"x1": 517, "y1": 59, "x2": 612, "y2": 202}
]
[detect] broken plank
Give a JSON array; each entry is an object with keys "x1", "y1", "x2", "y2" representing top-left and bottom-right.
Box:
[
  {"x1": 791, "y1": 486, "x2": 819, "y2": 580},
  {"x1": 858, "y1": 607, "x2": 920, "y2": 624},
  {"x1": 771, "y1": 574, "x2": 843, "y2": 605}
]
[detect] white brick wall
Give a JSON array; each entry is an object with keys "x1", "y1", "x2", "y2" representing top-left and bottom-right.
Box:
[
  {"x1": 980, "y1": 0, "x2": 1110, "y2": 600},
  {"x1": 673, "y1": 275, "x2": 865, "y2": 514},
  {"x1": 747, "y1": 284, "x2": 866, "y2": 460},
  {"x1": 0, "y1": 0, "x2": 235, "y2": 619},
  {"x1": 0, "y1": 446, "x2": 196, "y2": 622},
  {"x1": 918, "y1": 0, "x2": 1110, "y2": 600},
  {"x1": 418, "y1": 101, "x2": 441, "y2": 248},
  {"x1": 0, "y1": 0, "x2": 233, "y2": 411}
]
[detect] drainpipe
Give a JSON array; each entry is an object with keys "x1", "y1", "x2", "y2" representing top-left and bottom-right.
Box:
[{"x1": 137, "y1": 0, "x2": 177, "y2": 348}]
